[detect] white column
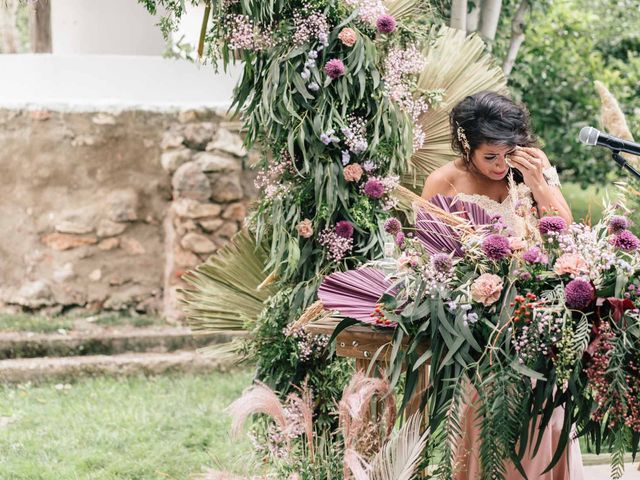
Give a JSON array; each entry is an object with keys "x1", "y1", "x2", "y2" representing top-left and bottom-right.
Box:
[{"x1": 50, "y1": 0, "x2": 166, "y2": 55}]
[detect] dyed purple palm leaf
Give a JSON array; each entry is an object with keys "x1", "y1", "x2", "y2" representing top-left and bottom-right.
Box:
[
  {"x1": 318, "y1": 267, "x2": 397, "y2": 327},
  {"x1": 415, "y1": 194, "x2": 492, "y2": 256}
]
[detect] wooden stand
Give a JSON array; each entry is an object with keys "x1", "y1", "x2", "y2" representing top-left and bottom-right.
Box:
[{"x1": 306, "y1": 318, "x2": 430, "y2": 421}]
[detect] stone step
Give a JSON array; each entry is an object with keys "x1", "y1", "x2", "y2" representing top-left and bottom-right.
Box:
[
  {"x1": 0, "y1": 350, "x2": 231, "y2": 383},
  {"x1": 0, "y1": 327, "x2": 233, "y2": 359}
]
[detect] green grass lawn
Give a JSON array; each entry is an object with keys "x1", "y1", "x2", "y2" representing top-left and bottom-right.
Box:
[
  {"x1": 0, "y1": 312, "x2": 165, "y2": 334},
  {"x1": 0, "y1": 371, "x2": 256, "y2": 480},
  {"x1": 562, "y1": 182, "x2": 611, "y2": 223}
]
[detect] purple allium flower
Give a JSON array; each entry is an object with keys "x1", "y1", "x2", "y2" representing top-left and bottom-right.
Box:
[
  {"x1": 539, "y1": 216, "x2": 567, "y2": 235},
  {"x1": 522, "y1": 246, "x2": 548, "y2": 264},
  {"x1": 518, "y1": 271, "x2": 533, "y2": 281},
  {"x1": 482, "y1": 234, "x2": 511, "y2": 261},
  {"x1": 608, "y1": 215, "x2": 630, "y2": 234},
  {"x1": 376, "y1": 14, "x2": 397, "y2": 33},
  {"x1": 335, "y1": 220, "x2": 354, "y2": 239},
  {"x1": 384, "y1": 217, "x2": 402, "y2": 235},
  {"x1": 363, "y1": 178, "x2": 385, "y2": 199},
  {"x1": 395, "y1": 231, "x2": 405, "y2": 247},
  {"x1": 431, "y1": 253, "x2": 452, "y2": 273},
  {"x1": 610, "y1": 230, "x2": 640, "y2": 251},
  {"x1": 564, "y1": 278, "x2": 595, "y2": 310},
  {"x1": 324, "y1": 58, "x2": 345, "y2": 80}
]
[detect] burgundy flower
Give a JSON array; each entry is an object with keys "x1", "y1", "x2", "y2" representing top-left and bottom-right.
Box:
[
  {"x1": 610, "y1": 230, "x2": 640, "y2": 251},
  {"x1": 539, "y1": 215, "x2": 567, "y2": 235},
  {"x1": 482, "y1": 234, "x2": 511, "y2": 261},
  {"x1": 564, "y1": 279, "x2": 595, "y2": 310},
  {"x1": 363, "y1": 178, "x2": 385, "y2": 199},
  {"x1": 608, "y1": 215, "x2": 630, "y2": 234},
  {"x1": 384, "y1": 217, "x2": 402, "y2": 235},
  {"x1": 324, "y1": 59, "x2": 345, "y2": 80},
  {"x1": 376, "y1": 15, "x2": 397, "y2": 33},
  {"x1": 335, "y1": 220, "x2": 354, "y2": 239}
]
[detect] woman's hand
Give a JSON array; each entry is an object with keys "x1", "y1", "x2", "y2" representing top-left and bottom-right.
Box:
[{"x1": 507, "y1": 146, "x2": 550, "y2": 188}]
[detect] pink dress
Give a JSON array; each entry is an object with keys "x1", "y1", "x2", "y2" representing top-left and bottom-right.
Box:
[
  {"x1": 452, "y1": 189, "x2": 585, "y2": 479},
  {"x1": 454, "y1": 382, "x2": 585, "y2": 479}
]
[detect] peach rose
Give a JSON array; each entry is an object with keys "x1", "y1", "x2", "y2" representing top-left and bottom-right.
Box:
[
  {"x1": 554, "y1": 253, "x2": 589, "y2": 277},
  {"x1": 471, "y1": 273, "x2": 504, "y2": 306},
  {"x1": 338, "y1": 27, "x2": 357, "y2": 47},
  {"x1": 343, "y1": 163, "x2": 363, "y2": 182},
  {"x1": 508, "y1": 237, "x2": 527, "y2": 251},
  {"x1": 296, "y1": 219, "x2": 314, "y2": 238}
]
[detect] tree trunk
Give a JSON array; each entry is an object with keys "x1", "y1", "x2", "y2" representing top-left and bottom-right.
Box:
[
  {"x1": 478, "y1": 0, "x2": 502, "y2": 47},
  {"x1": 450, "y1": 0, "x2": 468, "y2": 31},
  {"x1": 467, "y1": 1, "x2": 481, "y2": 33},
  {"x1": 502, "y1": 0, "x2": 529, "y2": 77},
  {"x1": 1, "y1": 0, "x2": 20, "y2": 53},
  {"x1": 29, "y1": 0, "x2": 52, "y2": 53}
]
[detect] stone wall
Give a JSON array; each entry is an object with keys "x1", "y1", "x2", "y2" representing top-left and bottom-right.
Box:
[{"x1": 0, "y1": 108, "x2": 256, "y2": 321}]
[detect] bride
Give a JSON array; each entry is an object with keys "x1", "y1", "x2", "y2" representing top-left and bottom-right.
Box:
[{"x1": 421, "y1": 91, "x2": 583, "y2": 479}]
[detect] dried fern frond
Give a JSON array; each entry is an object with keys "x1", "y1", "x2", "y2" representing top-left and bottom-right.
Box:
[{"x1": 595, "y1": 80, "x2": 639, "y2": 167}]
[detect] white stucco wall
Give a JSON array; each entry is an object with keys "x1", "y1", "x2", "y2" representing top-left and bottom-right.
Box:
[
  {"x1": 0, "y1": 54, "x2": 243, "y2": 111},
  {"x1": 50, "y1": 0, "x2": 167, "y2": 55}
]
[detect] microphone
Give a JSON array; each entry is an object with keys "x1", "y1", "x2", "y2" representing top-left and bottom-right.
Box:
[{"x1": 579, "y1": 126, "x2": 640, "y2": 156}]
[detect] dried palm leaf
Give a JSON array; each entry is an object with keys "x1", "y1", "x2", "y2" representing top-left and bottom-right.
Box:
[
  {"x1": 384, "y1": 0, "x2": 432, "y2": 19},
  {"x1": 180, "y1": 229, "x2": 277, "y2": 359},
  {"x1": 368, "y1": 413, "x2": 430, "y2": 480},
  {"x1": 405, "y1": 25, "x2": 508, "y2": 189}
]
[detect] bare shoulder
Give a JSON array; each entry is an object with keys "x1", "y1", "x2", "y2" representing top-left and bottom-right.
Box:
[{"x1": 420, "y1": 162, "x2": 460, "y2": 200}]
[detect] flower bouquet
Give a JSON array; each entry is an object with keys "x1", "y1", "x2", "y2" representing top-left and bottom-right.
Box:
[{"x1": 317, "y1": 193, "x2": 640, "y2": 479}]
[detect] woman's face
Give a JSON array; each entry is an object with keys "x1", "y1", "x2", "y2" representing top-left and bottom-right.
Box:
[{"x1": 470, "y1": 143, "x2": 517, "y2": 181}]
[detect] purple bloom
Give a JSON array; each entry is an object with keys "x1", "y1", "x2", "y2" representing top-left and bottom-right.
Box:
[
  {"x1": 384, "y1": 217, "x2": 402, "y2": 235},
  {"x1": 335, "y1": 220, "x2": 354, "y2": 239},
  {"x1": 608, "y1": 215, "x2": 630, "y2": 234},
  {"x1": 395, "y1": 231, "x2": 405, "y2": 247},
  {"x1": 431, "y1": 253, "x2": 452, "y2": 273},
  {"x1": 482, "y1": 234, "x2": 511, "y2": 261},
  {"x1": 324, "y1": 58, "x2": 345, "y2": 80},
  {"x1": 363, "y1": 178, "x2": 385, "y2": 199},
  {"x1": 522, "y1": 246, "x2": 548, "y2": 264},
  {"x1": 564, "y1": 278, "x2": 595, "y2": 310},
  {"x1": 376, "y1": 14, "x2": 397, "y2": 33},
  {"x1": 539, "y1": 216, "x2": 567, "y2": 235},
  {"x1": 518, "y1": 271, "x2": 532, "y2": 281},
  {"x1": 610, "y1": 230, "x2": 640, "y2": 251}
]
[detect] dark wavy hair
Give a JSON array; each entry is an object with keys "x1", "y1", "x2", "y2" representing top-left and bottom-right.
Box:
[{"x1": 450, "y1": 90, "x2": 537, "y2": 162}]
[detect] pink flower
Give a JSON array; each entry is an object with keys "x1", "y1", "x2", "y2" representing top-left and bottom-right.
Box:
[
  {"x1": 482, "y1": 234, "x2": 511, "y2": 261},
  {"x1": 363, "y1": 178, "x2": 385, "y2": 199},
  {"x1": 296, "y1": 219, "x2": 314, "y2": 238},
  {"x1": 539, "y1": 215, "x2": 567, "y2": 235},
  {"x1": 376, "y1": 14, "x2": 397, "y2": 33},
  {"x1": 610, "y1": 230, "x2": 640, "y2": 251},
  {"x1": 324, "y1": 59, "x2": 345, "y2": 80},
  {"x1": 554, "y1": 253, "x2": 589, "y2": 277},
  {"x1": 471, "y1": 273, "x2": 504, "y2": 306},
  {"x1": 509, "y1": 237, "x2": 527, "y2": 251},
  {"x1": 338, "y1": 27, "x2": 357, "y2": 46},
  {"x1": 343, "y1": 163, "x2": 363, "y2": 182}
]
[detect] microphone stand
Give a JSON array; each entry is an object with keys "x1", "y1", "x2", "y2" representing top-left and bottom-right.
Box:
[{"x1": 611, "y1": 151, "x2": 640, "y2": 181}]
